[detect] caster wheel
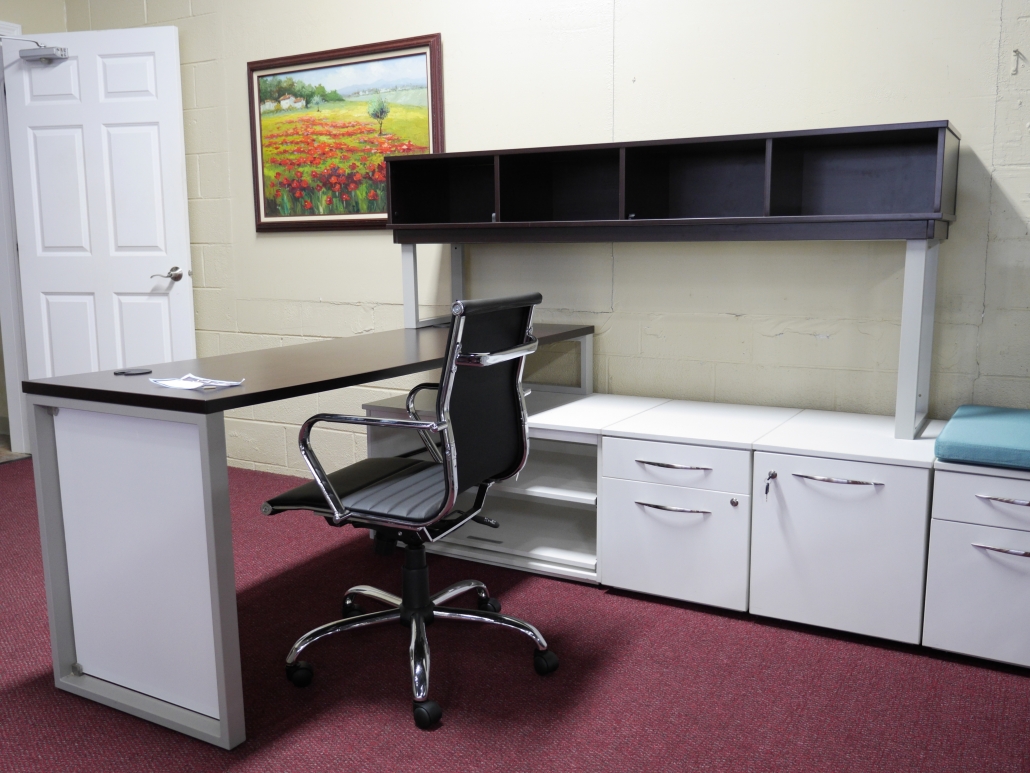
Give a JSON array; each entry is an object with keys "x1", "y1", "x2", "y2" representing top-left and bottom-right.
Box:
[
  {"x1": 413, "y1": 699, "x2": 442, "y2": 729},
  {"x1": 477, "y1": 596, "x2": 501, "y2": 613},
  {"x1": 533, "y1": 650, "x2": 559, "y2": 676},
  {"x1": 286, "y1": 660, "x2": 313, "y2": 687},
  {"x1": 342, "y1": 599, "x2": 365, "y2": 619}
]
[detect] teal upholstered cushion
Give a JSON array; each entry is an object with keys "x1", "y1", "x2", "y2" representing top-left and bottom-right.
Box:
[{"x1": 935, "y1": 404, "x2": 1030, "y2": 470}]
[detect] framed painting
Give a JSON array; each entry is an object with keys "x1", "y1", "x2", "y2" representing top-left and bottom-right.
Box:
[{"x1": 247, "y1": 34, "x2": 444, "y2": 231}]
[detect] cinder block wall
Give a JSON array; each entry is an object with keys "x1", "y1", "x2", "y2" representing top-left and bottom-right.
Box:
[{"x1": 53, "y1": 0, "x2": 1030, "y2": 477}]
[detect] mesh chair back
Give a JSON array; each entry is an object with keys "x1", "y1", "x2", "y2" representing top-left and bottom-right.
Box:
[{"x1": 439, "y1": 294, "x2": 541, "y2": 493}]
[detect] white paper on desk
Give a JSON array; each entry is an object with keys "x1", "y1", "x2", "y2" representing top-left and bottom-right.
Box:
[{"x1": 150, "y1": 373, "x2": 245, "y2": 390}]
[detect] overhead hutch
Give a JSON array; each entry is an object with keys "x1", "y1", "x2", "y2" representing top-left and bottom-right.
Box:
[{"x1": 372, "y1": 121, "x2": 961, "y2": 649}]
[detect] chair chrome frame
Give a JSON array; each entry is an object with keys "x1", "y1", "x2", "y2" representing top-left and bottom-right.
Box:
[
  {"x1": 280, "y1": 295, "x2": 556, "y2": 729},
  {"x1": 295, "y1": 299, "x2": 538, "y2": 542}
]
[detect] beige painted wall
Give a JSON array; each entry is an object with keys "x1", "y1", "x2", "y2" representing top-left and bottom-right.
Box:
[
  {"x1": 0, "y1": 0, "x2": 67, "y2": 33},
  {"x1": 59, "y1": 0, "x2": 1030, "y2": 478}
]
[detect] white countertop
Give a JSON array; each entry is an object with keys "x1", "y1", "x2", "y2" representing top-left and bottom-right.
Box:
[
  {"x1": 754, "y1": 409, "x2": 944, "y2": 468},
  {"x1": 604, "y1": 400, "x2": 802, "y2": 450},
  {"x1": 527, "y1": 393, "x2": 668, "y2": 435}
]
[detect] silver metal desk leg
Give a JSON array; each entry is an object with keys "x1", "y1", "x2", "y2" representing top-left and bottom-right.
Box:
[
  {"x1": 895, "y1": 238, "x2": 939, "y2": 440},
  {"x1": 27, "y1": 395, "x2": 245, "y2": 749}
]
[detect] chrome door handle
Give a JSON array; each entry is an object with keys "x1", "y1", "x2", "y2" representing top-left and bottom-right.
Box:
[
  {"x1": 792, "y1": 473, "x2": 883, "y2": 486},
  {"x1": 151, "y1": 266, "x2": 183, "y2": 282},
  {"x1": 976, "y1": 494, "x2": 1030, "y2": 507},
  {"x1": 636, "y1": 460, "x2": 712, "y2": 471},
  {"x1": 635, "y1": 501, "x2": 711, "y2": 515},
  {"x1": 972, "y1": 543, "x2": 1030, "y2": 558}
]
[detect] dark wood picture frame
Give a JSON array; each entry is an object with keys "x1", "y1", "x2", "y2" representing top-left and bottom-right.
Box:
[{"x1": 247, "y1": 34, "x2": 444, "y2": 232}]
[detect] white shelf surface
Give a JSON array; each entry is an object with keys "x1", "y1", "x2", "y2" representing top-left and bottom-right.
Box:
[
  {"x1": 604, "y1": 400, "x2": 802, "y2": 450},
  {"x1": 754, "y1": 409, "x2": 944, "y2": 468},
  {"x1": 492, "y1": 448, "x2": 597, "y2": 506},
  {"x1": 528, "y1": 393, "x2": 667, "y2": 435},
  {"x1": 430, "y1": 497, "x2": 597, "y2": 581}
]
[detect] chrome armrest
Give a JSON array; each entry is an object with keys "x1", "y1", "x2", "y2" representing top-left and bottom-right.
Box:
[
  {"x1": 456, "y1": 336, "x2": 538, "y2": 367},
  {"x1": 406, "y1": 383, "x2": 443, "y2": 463},
  {"x1": 297, "y1": 413, "x2": 448, "y2": 524}
]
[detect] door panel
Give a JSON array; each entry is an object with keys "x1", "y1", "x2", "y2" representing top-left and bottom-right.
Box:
[
  {"x1": 25, "y1": 56, "x2": 80, "y2": 103},
  {"x1": 30, "y1": 127, "x2": 91, "y2": 253},
  {"x1": 99, "y1": 53, "x2": 157, "y2": 100},
  {"x1": 103, "y1": 123, "x2": 166, "y2": 252},
  {"x1": 42, "y1": 293, "x2": 99, "y2": 376},
  {"x1": 115, "y1": 293, "x2": 172, "y2": 367},
  {"x1": 4, "y1": 27, "x2": 194, "y2": 379}
]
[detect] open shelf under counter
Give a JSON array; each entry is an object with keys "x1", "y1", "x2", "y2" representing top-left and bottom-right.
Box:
[
  {"x1": 428, "y1": 497, "x2": 598, "y2": 583},
  {"x1": 492, "y1": 439, "x2": 597, "y2": 507}
]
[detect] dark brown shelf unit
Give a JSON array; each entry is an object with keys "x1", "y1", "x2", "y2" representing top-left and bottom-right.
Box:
[{"x1": 386, "y1": 121, "x2": 959, "y2": 243}]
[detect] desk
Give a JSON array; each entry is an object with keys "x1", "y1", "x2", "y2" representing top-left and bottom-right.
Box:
[{"x1": 21, "y1": 323, "x2": 592, "y2": 749}]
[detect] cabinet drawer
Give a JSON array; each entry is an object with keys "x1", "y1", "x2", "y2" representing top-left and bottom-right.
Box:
[
  {"x1": 602, "y1": 437, "x2": 750, "y2": 494},
  {"x1": 923, "y1": 519, "x2": 1030, "y2": 668},
  {"x1": 932, "y1": 470, "x2": 1030, "y2": 532},
  {"x1": 598, "y1": 478, "x2": 750, "y2": 611},
  {"x1": 749, "y1": 452, "x2": 931, "y2": 643}
]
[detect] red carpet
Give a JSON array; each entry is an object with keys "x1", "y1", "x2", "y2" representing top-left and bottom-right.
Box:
[{"x1": 2, "y1": 457, "x2": 1030, "y2": 772}]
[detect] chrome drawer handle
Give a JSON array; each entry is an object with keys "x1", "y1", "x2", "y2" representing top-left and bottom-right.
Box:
[
  {"x1": 972, "y1": 543, "x2": 1030, "y2": 558},
  {"x1": 635, "y1": 501, "x2": 711, "y2": 515},
  {"x1": 976, "y1": 494, "x2": 1030, "y2": 508},
  {"x1": 636, "y1": 460, "x2": 712, "y2": 471},
  {"x1": 792, "y1": 473, "x2": 883, "y2": 486}
]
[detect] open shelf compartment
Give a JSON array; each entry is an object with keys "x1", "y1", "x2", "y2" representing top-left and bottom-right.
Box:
[
  {"x1": 499, "y1": 149, "x2": 620, "y2": 222},
  {"x1": 389, "y1": 154, "x2": 496, "y2": 224},
  {"x1": 625, "y1": 139, "x2": 766, "y2": 219},
  {"x1": 492, "y1": 439, "x2": 596, "y2": 507},
  {"x1": 767, "y1": 127, "x2": 943, "y2": 217},
  {"x1": 429, "y1": 496, "x2": 597, "y2": 581}
]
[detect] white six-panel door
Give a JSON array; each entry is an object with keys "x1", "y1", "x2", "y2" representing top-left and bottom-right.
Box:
[{"x1": 2, "y1": 27, "x2": 194, "y2": 379}]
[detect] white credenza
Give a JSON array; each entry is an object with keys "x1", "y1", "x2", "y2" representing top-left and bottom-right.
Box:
[
  {"x1": 365, "y1": 393, "x2": 947, "y2": 646},
  {"x1": 923, "y1": 461, "x2": 1030, "y2": 667},
  {"x1": 598, "y1": 402, "x2": 800, "y2": 611},
  {"x1": 751, "y1": 411, "x2": 941, "y2": 644}
]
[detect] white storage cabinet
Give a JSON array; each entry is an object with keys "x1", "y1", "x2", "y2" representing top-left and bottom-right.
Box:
[
  {"x1": 923, "y1": 464, "x2": 1030, "y2": 667},
  {"x1": 749, "y1": 411, "x2": 941, "y2": 644},
  {"x1": 599, "y1": 401, "x2": 800, "y2": 611}
]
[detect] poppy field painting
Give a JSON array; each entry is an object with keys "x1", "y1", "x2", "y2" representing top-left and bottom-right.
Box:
[{"x1": 248, "y1": 35, "x2": 444, "y2": 231}]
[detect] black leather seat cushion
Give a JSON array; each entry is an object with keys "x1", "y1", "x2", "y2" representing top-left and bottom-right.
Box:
[{"x1": 262, "y1": 457, "x2": 445, "y2": 523}]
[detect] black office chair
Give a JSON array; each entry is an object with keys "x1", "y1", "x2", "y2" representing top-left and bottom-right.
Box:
[{"x1": 260, "y1": 293, "x2": 558, "y2": 728}]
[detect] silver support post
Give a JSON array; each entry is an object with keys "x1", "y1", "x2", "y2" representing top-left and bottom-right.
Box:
[
  {"x1": 451, "y1": 244, "x2": 465, "y2": 302},
  {"x1": 402, "y1": 243, "x2": 465, "y2": 329},
  {"x1": 401, "y1": 244, "x2": 419, "y2": 329},
  {"x1": 894, "y1": 239, "x2": 939, "y2": 440}
]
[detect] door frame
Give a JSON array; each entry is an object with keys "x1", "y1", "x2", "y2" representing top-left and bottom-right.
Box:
[{"x1": 0, "y1": 23, "x2": 31, "y2": 452}]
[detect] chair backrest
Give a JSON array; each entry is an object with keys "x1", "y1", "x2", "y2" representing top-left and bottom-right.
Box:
[{"x1": 436, "y1": 293, "x2": 541, "y2": 498}]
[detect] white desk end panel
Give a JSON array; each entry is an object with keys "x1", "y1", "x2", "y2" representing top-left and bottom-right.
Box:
[{"x1": 54, "y1": 408, "x2": 220, "y2": 718}]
